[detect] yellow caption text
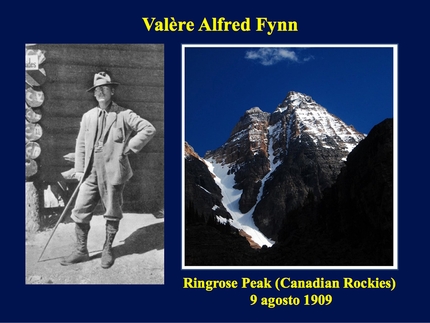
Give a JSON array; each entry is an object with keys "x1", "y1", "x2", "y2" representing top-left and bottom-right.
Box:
[{"x1": 183, "y1": 277, "x2": 396, "y2": 307}]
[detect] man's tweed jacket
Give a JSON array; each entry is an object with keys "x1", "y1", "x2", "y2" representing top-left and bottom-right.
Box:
[{"x1": 74, "y1": 102, "x2": 156, "y2": 185}]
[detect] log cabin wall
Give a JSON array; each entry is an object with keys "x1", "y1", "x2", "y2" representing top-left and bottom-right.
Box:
[{"x1": 28, "y1": 44, "x2": 164, "y2": 213}]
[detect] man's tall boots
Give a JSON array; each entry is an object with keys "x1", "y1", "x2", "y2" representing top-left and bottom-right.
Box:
[
  {"x1": 60, "y1": 222, "x2": 90, "y2": 266},
  {"x1": 101, "y1": 220, "x2": 119, "y2": 269}
]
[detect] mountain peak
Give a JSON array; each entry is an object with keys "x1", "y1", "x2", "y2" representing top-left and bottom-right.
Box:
[
  {"x1": 274, "y1": 91, "x2": 316, "y2": 114},
  {"x1": 246, "y1": 106, "x2": 264, "y2": 115},
  {"x1": 270, "y1": 90, "x2": 365, "y2": 155},
  {"x1": 195, "y1": 90, "x2": 367, "y2": 244}
]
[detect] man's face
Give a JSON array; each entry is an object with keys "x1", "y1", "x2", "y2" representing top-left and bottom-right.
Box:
[{"x1": 94, "y1": 85, "x2": 113, "y2": 103}]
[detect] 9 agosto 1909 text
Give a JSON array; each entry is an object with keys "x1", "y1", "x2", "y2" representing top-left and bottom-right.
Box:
[{"x1": 183, "y1": 276, "x2": 396, "y2": 308}]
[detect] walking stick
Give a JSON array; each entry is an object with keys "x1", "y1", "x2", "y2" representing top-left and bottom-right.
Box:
[{"x1": 37, "y1": 179, "x2": 83, "y2": 262}]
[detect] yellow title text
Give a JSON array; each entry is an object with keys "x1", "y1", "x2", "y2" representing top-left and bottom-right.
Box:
[{"x1": 141, "y1": 17, "x2": 298, "y2": 35}]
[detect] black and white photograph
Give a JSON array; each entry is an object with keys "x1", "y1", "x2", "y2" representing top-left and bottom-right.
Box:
[{"x1": 25, "y1": 44, "x2": 164, "y2": 284}]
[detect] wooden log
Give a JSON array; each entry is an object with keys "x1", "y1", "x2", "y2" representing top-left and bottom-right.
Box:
[
  {"x1": 25, "y1": 104, "x2": 42, "y2": 123},
  {"x1": 37, "y1": 45, "x2": 164, "y2": 69},
  {"x1": 41, "y1": 99, "x2": 163, "y2": 119},
  {"x1": 26, "y1": 159, "x2": 38, "y2": 178},
  {"x1": 26, "y1": 142, "x2": 41, "y2": 159},
  {"x1": 38, "y1": 116, "x2": 81, "y2": 133},
  {"x1": 26, "y1": 68, "x2": 47, "y2": 87},
  {"x1": 25, "y1": 87, "x2": 45, "y2": 108},
  {"x1": 43, "y1": 82, "x2": 163, "y2": 103},
  {"x1": 26, "y1": 181, "x2": 41, "y2": 234},
  {"x1": 46, "y1": 65, "x2": 164, "y2": 87},
  {"x1": 35, "y1": 43, "x2": 163, "y2": 53},
  {"x1": 25, "y1": 120, "x2": 43, "y2": 142},
  {"x1": 26, "y1": 48, "x2": 46, "y2": 65}
]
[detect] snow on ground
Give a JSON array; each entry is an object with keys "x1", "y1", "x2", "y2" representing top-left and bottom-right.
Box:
[
  {"x1": 204, "y1": 125, "x2": 281, "y2": 248},
  {"x1": 205, "y1": 159, "x2": 274, "y2": 248}
]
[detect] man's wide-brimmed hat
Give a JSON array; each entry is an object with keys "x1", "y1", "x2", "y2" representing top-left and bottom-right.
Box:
[{"x1": 86, "y1": 71, "x2": 120, "y2": 92}]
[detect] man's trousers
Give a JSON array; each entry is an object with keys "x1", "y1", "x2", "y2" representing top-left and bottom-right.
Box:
[{"x1": 71, "y1": 150, "x2": 125, "y2": 223}]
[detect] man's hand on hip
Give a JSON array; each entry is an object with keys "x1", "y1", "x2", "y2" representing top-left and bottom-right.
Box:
[{"x1": 74, "y1": 172, "x2": 84, "y2": 182}]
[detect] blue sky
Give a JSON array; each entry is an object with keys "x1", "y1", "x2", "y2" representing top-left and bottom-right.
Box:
[{"x1": 184, "y1": 46, "x2": 395, "y2": 157}]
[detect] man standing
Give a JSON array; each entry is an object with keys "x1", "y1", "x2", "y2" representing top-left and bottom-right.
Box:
[{"x1": 61, "y1": 71, "x2": 156, "y2": 268}]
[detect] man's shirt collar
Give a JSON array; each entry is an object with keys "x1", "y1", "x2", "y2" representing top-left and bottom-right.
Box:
[{"x1": 98, "y1": 101, "x2": 113, "y2": 113}]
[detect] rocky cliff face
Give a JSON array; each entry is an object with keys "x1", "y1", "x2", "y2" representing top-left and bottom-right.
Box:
[
  {"x1": 205, "y1": 107, "x2": 271, "y2": 214},
  {"x1": 319, "y1": 118, "x2": 393, "y2": 258},
  {"x1": 203, "y1": 91, "x2": 365, "y2": 241},
  {"x1": 184, "y1": 142, "x2": 231, "y2": 224},
  {"x1": 275, "y1": 118, "x2": 394, "y2": 265}
]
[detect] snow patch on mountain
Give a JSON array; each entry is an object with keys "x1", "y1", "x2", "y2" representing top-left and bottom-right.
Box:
[
  {"x1": 282, "y1": 91, "x2": 365, "y2": 154},
  {"x1": 205, "y1": 158, "x2": 274, "y2": 247}
]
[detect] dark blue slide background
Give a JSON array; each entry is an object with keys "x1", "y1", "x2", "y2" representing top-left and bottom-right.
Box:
[{"x1": 6, "y1": 2, "x2": 429, "y2": 322}]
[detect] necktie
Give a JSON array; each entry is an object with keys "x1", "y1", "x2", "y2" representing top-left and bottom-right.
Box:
[{"x1": 97, "y1": 109, "x2": 106, "y2": 143}]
